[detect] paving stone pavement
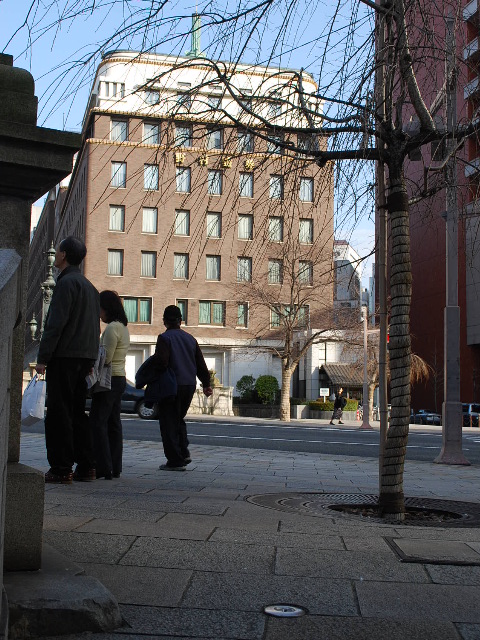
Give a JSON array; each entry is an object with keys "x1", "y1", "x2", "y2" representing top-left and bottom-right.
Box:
[{"x1": 17, "y1": 427, "x2": 480, "y2": 640}]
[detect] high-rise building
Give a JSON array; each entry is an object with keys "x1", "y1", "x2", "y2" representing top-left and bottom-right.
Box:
[{"x1": 27, "y1": 41, "x2": 334, "y2": 393}]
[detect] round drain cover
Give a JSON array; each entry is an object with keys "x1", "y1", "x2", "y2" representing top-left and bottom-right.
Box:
[{"x1": 264, "y1": 604, "x2": 306, "y2": 618}]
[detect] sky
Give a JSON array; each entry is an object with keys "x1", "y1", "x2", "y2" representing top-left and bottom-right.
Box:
[{"x1": 2, "y1": 0, "x2": 376, "y2": 286}]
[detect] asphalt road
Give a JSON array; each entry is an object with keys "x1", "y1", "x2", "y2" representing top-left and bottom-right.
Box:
[{"x1": 23, "y1": 417, "x2": 480, "y2": 465}]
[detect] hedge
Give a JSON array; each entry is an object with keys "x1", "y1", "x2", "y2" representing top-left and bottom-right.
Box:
[{"x1": 308, "y1": 399, "x2": 359, "y2": 412}]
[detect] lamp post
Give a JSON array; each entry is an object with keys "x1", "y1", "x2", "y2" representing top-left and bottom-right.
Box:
[{"x1": 359, "y1": 304, "x2": 373, "y2": 430}]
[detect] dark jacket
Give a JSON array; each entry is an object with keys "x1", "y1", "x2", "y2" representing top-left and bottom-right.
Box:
[
  {"x1": 135, "y1": 355, "x2": 177, "y2": 401},
  {"x1": 334, "y1": 394, "x2": 347, "y2": 410},
  {"x1": 37, "y1": 266, "x2": 100, "y2": 364},
  {"x1": 154, "y1": 327, "x2": 210, "y2": 388}
]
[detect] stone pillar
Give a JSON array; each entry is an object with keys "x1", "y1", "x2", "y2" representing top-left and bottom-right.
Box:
[
  {"x1": 0, "y1": 250, "x2": 22, "y2": 639},
  {"x1": 0, "y1": 52, "x2": 81, "y2": 628}
]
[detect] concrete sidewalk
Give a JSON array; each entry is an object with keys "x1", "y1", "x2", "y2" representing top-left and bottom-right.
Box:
[{"x1": 10, "y1": 425, "x2": 480, "y2": 640}]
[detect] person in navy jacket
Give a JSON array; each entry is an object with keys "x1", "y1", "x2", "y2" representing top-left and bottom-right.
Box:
[{"x1": 154, "y1": 305, "x2": 212, "y2": 470}]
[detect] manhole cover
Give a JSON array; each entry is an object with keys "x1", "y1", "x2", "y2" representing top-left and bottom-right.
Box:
[{"x1": 246, "y1": 493, "x2": 480, "y2": 527}]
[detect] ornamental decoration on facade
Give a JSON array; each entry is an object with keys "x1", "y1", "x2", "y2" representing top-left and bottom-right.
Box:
[
  {"x1": 244, "y1": 158, "x2": 255, "y2": 171},
  {"x1": 198, "y1": 154, "x2": 209, "y2": 166},
  {"x1": 221, "y1": 157, "x2": 232, "y2": 168},
  {"x1": 175, "y1": 152, "x2": 186, "y2": 165}
]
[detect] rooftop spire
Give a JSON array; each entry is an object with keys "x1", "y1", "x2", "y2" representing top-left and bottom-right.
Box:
[{"x1": 186, "y1": 13, "x2": 204, "y2": 58}]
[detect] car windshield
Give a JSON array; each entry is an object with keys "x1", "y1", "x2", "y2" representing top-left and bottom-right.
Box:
[{"x1": 473, "y1": 404, "x2": 480, "y2": 413}]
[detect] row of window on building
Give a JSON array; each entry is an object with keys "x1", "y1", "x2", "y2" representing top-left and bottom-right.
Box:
[
  {"x1": 107, "y1": 249, "x2": 313, "y2": 285},
  {"x1": 119, "y1": 294, "x2": 308, "y2": 330},
  {"x1": 108, "y1": 205, "x2": 315, "y2": 243},
  {"x1": 109, "y1": 119, "x2": 315, "y2": 155},
  {"x1": 111, "y1": 161, "x2": 314, "y2": 201}
]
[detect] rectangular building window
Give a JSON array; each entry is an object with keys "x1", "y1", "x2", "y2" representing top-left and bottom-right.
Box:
[
  {"x1": 142, "y1": 207, "x2": 157, "y2": 233},
  {"x1": 268, "y1": 101, "x2": 282, "y2": 117},
  {"x1": 269, "y1": 175, "x2": 283, "y2": 199},
  {"x1": 206, "y1": 212, "x2": 222, "y2": 238},
  {"x1": 141, "y1": 251, "x2": 157, "y2": 278},
  {"x1": 297, "y1": 133, "x2": 315, "y2": 152},
  {"x1": 144, "y1": 164, "x2": 159, "y2": 190},
  {"x1": 176, "y1": 299, "x2": 188, "y2": 324},
  {"x1": 297, "y1": 305, "x2": 309, "y2": 327},
  {"x1": 111, "y1": 119, "x2": 128, "y2": 142},
  {"x1": 206, "y1": 255, "x2": 221, "y2": 281},
  {"x1": 237, "y1": 130, "x2": 253, "y2": 153},
  {"x1": 145, "y1": 90, "x2": 160, "y2": 105},
  {"x1": 122, "y1": 297, "x2": 151, "y2": 323},
  {"x1": 109, "y1": 205, "x2": 125, "y2": 232},
  {"x1": 239, "y1": 173, "x2": 253, "y2": 198},
  {"x1": 143, "y1": 122, "x2": 160, "y2": 144},
  {"x1": 237, "y1": 256, "x2": 252, "y2": 282},
  {"x1": 199, "y1": 301, "x2": 225, "y2": 325},
  {"x1": 271, "y1": 307, "x2": 281, "y2": 328},
  {"x1": 299, "y1": 260, "x2": 313, "y2": 285},
  {"x1": 267, "y1": 134, "x2": 283, "y2": 154},
  {"x1": 299, "y1": 177, "x2": 314, "y2": 202},
  {"x1": 268, "y1": 259, "x2": 283, "y2": 284},
  {"x1": 238, "y1": 214, "x2": 253, "y2": 240},
  {"x1": 176, "y1": 92, "x2": 192, "y2": 111},
  {"x1": 208, "y1": 95, "x2": 222, "y2": 109},
  {"x1": 237, "y1": 303, "x2": 248, "y2": 327},
  {"x1": 111, "y1": 162, "x2": 126, "y2": 188},
  {"x1": 174, "y1": 209, "x2": 190, "y2": 236},
  {"x1": 101, "y1": 82, "x2": 125, "y2": 98},
  {"x1": 107, "y1": 249, "x2": 123, "y2": 276},
  {"x1": 207, "y1": 127, "x2": 223, "y2": 150},
  {"x1": 175, "y1": 125, "x2": 193, "y2": 147},
  {"x1": 299, "y1": 218, "x2": 313, "y2": 244},
  {"x1": 208, "y1": 170, "x2": 222, "y2": 195},
  {"x1": 173, "y1": 253, "x2": 189, "y2": 279},
  {"x1": 269, "y1": 216, "x2": 284, "y2": 242},
  {"x1": 176, "y1": 167, "x2": 191, "y2": 193}
]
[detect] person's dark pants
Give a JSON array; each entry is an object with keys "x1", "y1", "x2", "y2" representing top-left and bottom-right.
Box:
[
  {"x1": 45, "y1": 357, "x2": 94, "y2": 475},
  {"x1": 90, "y1": 376, "x2": 126, "y2": 476},
  {"x1": 158, "y1": 384, "x2": 195, "y2": 466}
]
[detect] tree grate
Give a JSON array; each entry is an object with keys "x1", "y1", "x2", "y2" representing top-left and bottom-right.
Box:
[{"x1": 246, "y1": 492, "x2": 480, "y2": 527}]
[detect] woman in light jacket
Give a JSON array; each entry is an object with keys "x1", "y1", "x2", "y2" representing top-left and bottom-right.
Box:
[{"x1": 91, "y1": 290, "x2": 130, "y2": 479}]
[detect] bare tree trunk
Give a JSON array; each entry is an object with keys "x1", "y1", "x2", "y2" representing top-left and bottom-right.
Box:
[
  {"x1": 280, "y1": 367, "x2": 293, "y2": 422},
  {"x1": 378, "y1": 167, "x2": 412, "y2": 520}
]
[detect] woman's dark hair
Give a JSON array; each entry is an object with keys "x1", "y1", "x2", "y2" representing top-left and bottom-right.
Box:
[
  {"x1": 100, "y1": 290, "x2": 128, "y2": 326},
  {"x1": 59, "y1": 236, "x2": 87, "y2": 266}
]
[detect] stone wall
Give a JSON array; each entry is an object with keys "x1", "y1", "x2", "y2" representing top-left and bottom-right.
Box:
[{"x1": 188, "y1": 387, "x2": 234, "y2": 416}]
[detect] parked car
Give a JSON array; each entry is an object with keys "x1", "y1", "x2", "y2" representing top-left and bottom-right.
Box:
[
  {"x1": 85, "y1": 382, "x2": 159, "y2": 420},
  {"x1": 413, "y1": 409, "x2": 441, "y2": 426},
  {"x1": 462, "y1": 403, "x2": 480, "y2": 428}
]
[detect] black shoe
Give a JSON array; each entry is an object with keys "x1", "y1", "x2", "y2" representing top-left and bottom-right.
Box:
[
  {"x1": 338, "y1": 421, "x2": 344, "y2": 425},
  {"x1": 159, "y1": 463, "x2": 186, "y2": 472},
  {"x1": 112, "y1": 472, "x2": 121, "y2": 478},
  {"x1": 73, "y1": 467, "x2": 96, "y2": 482},
  {"x1": 184, "y1": 457, "x2": 192, "y2": 464},
  {"x1": 96, "y1": 471, "x2": 113, "y2": 480}
]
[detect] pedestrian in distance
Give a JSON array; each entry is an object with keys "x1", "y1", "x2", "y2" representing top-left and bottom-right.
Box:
[
  {"x1": 154, "y1": 305, "x2": 213, "y2": 471},
  {"x1": 330, "y1": 387, "x2": 347, "y2": 425},
  {"x1": 35, "y1": 236, "x2": 100, "y2": 484},
  {"x1": 90, "y1": 291, "x2": 130, "y2": 480}
]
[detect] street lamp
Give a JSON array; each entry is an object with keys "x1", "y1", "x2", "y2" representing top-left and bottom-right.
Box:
[{"x1": 359, "y1": 304, "x2": 373, "y2": 430}]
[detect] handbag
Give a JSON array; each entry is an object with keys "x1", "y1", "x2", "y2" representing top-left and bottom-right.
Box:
[{"x1": 21, "y1": 375, "x2": 47, "y2": 426}]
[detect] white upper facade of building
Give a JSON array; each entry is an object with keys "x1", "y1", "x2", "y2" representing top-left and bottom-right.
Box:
[{"x1": 86, "y1": 48, "x2": 320, "y2": 130}]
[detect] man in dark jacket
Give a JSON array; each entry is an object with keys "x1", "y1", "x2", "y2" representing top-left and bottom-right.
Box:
[
  {"x1": 154, "y1": 305, "x2": 212, "y2": 470},
  {"x1": 35, "y1": 236, "x2": 100, "y2": 484}
]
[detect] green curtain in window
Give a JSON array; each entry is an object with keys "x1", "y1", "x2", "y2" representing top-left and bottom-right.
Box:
[
  {"x1": 123, "y1": 298, "x2": 137, "y2": 323},
  {"x1": 139, "y1": 299, "x2": 151, "y2": 323}
]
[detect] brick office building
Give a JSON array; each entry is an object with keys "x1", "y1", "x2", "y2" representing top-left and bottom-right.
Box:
[{"x1": 27, "y1": 48, "x2": 335, "y2": 395}]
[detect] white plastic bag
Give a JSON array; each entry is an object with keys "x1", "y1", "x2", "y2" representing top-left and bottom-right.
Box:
[{"x1": 21, "y1": 375, "x2": 46, "y2": 426}]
